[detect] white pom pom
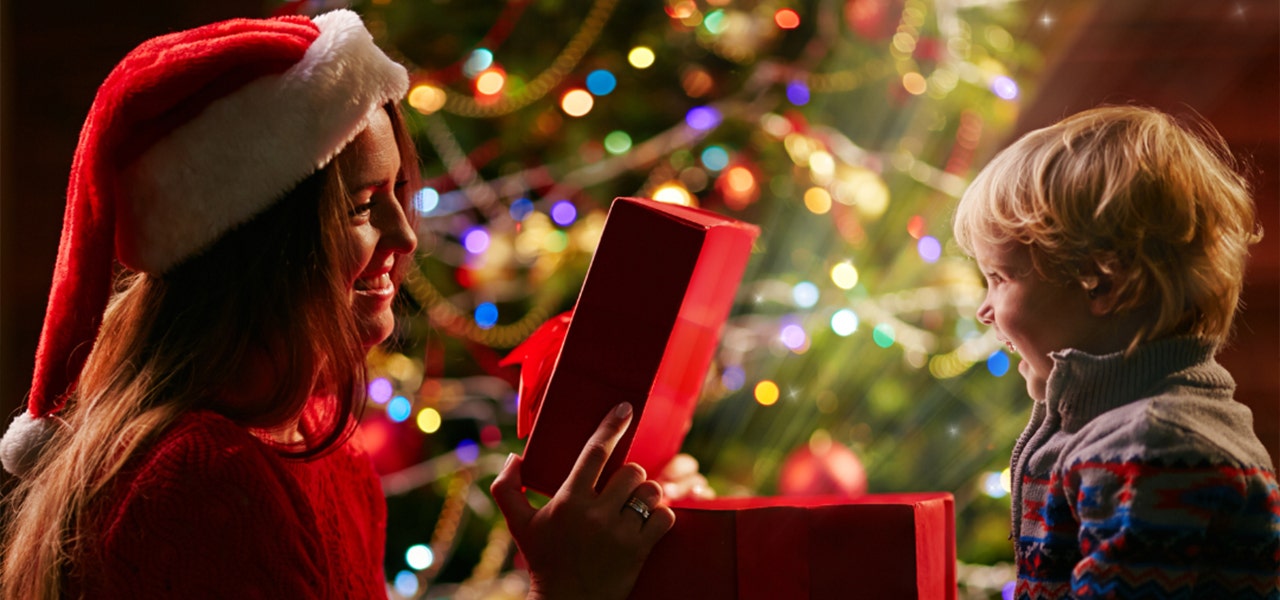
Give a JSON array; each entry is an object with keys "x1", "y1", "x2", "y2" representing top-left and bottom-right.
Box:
[{"x1": 1, "y1": 411, "x2": 59, "y2": 477}]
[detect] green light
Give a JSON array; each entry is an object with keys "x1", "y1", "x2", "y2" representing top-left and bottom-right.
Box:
[
  {"x1": 872, "y1": 323, "x2": 896, "y2": 348},
  {"x1": 603, "y1": 130, "x2": 632, "y2": 154}
]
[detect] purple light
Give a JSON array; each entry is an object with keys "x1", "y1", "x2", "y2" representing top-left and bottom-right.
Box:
[
  {"x1": 991, "y1": 76, "x2": 1019, "y2": 100},
  {"x1": 780, "y1": 324, "x2": 807, "y2": 350},
  {"x1": 462, "y1": 227, "x2": 490, "y2": 254},
  {"x1": 785, "y1": 81, "x2": 810, "y2": 106},
  {"x1": 685, "y1": 106, "x2": 722, "y2": 131},
  {"x1": 721, "y1": 366, "x2": 746, "y2": 391},
  {"x1": 456, "y1": 439, "x2": 480, "y2": 464},
  {"x1": 368, "y1": 378, "x2": 393, "y2": 404},
  {"x1": 917, "y1": 235, "x2": 942, "y2": 263},
  {"x1": 550, "y1": 200, "x2": 578, "y2": 226}
]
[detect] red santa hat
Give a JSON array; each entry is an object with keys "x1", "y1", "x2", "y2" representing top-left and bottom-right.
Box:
[{"x1": 0, "y1": 9, "x2": 409, "y2": 476}]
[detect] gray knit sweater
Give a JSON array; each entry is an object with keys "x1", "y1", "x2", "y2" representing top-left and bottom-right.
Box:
[{"x1": 1008, "y1": 337, "x2": 1280, "y2": 599}]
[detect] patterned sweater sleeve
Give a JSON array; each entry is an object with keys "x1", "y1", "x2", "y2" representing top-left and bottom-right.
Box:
[
  {"x1": 90, "y1": 415, "x2": 327, "y2": 599},
  {"x1": 1059, "y1": 413, "x2": 1280, "y2": 598}
]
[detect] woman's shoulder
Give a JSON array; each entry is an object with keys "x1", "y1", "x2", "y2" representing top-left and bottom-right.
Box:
[{"x1": 128, "y1": 409, "x2": 279, "y2": 484}]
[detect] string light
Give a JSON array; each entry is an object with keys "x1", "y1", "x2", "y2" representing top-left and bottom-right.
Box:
[
  {"x1": 604, "y1": 131, "x2": 633, "y2": 154},
  {"x1": 628, "y1": 46, "x2": 656, "y2": 68},
  {"x1": 369, "y1": 378, "x2": 394, "y2": 404},
  {"x1": 416, "y1": 408, "x2": 442, "y2": 434},
  {"x1": 774, "y1": 8, "x2": 800, "y2": 29},
  {"x1": 831, "y1": 262, "x2": 859, "y2": 289},
  {"x1": 561, "y1": 88, "x2": 595, "y2": 116},
  {"x1": 754, "y1": 380, "x2": 780, "y2": 406},
  {"x1": 831, "y1": 309, "x2": 859, "y2": 336}
]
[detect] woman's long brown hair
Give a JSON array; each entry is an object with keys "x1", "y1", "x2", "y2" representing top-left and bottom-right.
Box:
[{"x1": 0, "y1": 104, "x2": 420, "y2": 599}]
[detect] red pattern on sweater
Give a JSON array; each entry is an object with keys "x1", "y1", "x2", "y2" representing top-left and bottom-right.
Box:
[{"x1": 67, "y1": 411, "x2": 386, "y2": 599}]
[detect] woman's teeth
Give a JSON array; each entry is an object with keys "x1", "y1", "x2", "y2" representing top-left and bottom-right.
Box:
[{"x1": 354, "y1": 273, "x2": 392, "y2": 292}]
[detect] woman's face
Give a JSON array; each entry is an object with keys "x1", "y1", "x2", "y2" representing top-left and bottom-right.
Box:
[{"x1": 335, "y1": 109, "x2": 417, "y2": 348}]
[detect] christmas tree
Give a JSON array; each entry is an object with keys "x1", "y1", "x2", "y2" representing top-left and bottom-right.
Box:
[{"x1": 288, "y1": 0, "x2": 1044, "y2": 596}]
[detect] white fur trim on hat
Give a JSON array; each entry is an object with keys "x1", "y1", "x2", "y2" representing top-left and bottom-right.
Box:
[
  {"x1": 118, "y1": 9, "x2": 409, "y2": 274},
  {"x1": 0, "y1": 411, "x2": 61, "y2": 477}
]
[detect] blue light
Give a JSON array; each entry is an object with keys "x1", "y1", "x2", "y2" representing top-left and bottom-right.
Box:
[
  {"x1": 786, "y1": 80, "x2": 810, "y2": 106},
  {"x1": 917, "y1": 235, "x2": 942, "y2": 263},
  {"x1": 456, "y1": 439, "x2": 480, "y2": 464},
  {"x1": 991, "y1": 76, "x2": 1019, "y2": 100},
  {"x1": 700, "y1": 145, "x2": 730, "y2": 171},
  {"x1": 394, "y1": 570, "x2": 419, "y2": 596},
  {"x1": 685, "y1": 106, "x2": 722, "y2": 131},
  {"x1": 585, "y1": 69, "x2": 617, "y2": 96},
  {"x1": 509, "y1": 197, "x2": 534, "y2": 221},
  {"x1": 550, "y1": 200, "x2": 577, "y2": 226},
  {"x1": 792, "y1": 281, "x2": 820, "y2": 308},
  {"x1": 463, "y1": 49, "x2": 494, "y2": 78},
  {"x1": 413, "y1": 187, "x2": 440, "y2": 215},
  {"x1": 721, "y1": 365, "x2": 746, "y2": 391},
  {"x1": 987, "y1": 350, "x2": 1010, "y2": 377},
  {"x1": 387, "y1": 396, "x2": 412, "y2": 422},
  {"x1": 982, "y1": 471, "x2": 1008, "y2": 499},
  {"x1": 475, "y1": 302, "x2": 499, "y2": 329}
]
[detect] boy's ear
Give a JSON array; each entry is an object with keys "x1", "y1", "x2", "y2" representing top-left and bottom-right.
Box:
[{"x1": 1079, "y1": 258, "x2": 1123, "y2": 316}]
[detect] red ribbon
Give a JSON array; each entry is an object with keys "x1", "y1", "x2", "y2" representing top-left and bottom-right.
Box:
[{"x1": 499, "y1": 310, "x2": 573, "y2": 439}]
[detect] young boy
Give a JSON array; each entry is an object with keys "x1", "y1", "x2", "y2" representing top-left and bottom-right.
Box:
[{"x1": 952, "y1": 105, "x2": 1280, "y2": 598}]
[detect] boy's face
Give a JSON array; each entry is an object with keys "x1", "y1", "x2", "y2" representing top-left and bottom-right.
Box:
[{"x1": 971, "y1": 240, "x2": 1108, "y2": 401}]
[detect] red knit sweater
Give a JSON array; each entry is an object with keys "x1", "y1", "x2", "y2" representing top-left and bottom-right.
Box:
[{"x1": 66, "y1": 410, "x2": 386, "y2": 599}]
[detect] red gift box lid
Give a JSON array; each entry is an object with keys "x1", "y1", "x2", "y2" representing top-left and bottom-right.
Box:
[{"x1": 506, "y1": 197, "x2": 759, "y2": 497}]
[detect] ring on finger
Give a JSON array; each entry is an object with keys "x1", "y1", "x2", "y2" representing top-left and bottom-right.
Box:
[{"x1": 624, "y1": 496, "x2": 652, "y2": 521}]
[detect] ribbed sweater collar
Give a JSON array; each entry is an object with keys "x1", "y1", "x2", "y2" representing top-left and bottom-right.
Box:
[{"x1": 1041, "y1": 336, "x2": 1233, "y2": 432}]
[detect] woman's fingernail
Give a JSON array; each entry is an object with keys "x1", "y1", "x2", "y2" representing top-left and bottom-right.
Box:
[
  {"x1": 614, "y1": 402, "x2": 633, "y2": 418},
  {"x1": 503, "y1": 452, "x2": 518, "y2": 469}
]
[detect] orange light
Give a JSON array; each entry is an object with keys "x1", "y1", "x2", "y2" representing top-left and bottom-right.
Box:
[
  {"x1": 726, "y1": 166, "x2": 755, "y2": 193},
  {"x1": 408, "y1": 84, "x2": 446, "y2": 114},
  {"x1": 475, "y1": 69, "x2": 506, "y2": 96},
  {"x1": 560, "y1": 89, "x2": 595, "y2": 117},
  {"x1": 774, "y1": 9, "x2": 801, "y2": 29}
]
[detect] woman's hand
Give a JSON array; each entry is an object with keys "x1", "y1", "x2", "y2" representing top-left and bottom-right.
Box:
[{"x1": 490, "y1": 403, "x2": 676, "y2": 600}]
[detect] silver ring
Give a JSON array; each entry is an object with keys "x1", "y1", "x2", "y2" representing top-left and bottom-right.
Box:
[{"x1": 625, "y1": 496, "x2": 652, "y2": 521}]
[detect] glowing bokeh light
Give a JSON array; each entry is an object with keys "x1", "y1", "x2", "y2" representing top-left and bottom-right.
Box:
[
  {"x1": 831, "y1": 262, "x2": 859, "y2": 289},
  {"x1": 393, "y1": 571, "x2": 418, "y2": 597},
  {"x1": 475, "y1": 69, "x2": 506, "y2": 95},
  {"x1": 550, "y1": 200, "x2": 578, "y2": 225},
  {"x1": 685, "y1": 106, "x2": 722, "y2": 131},
  {"x1": 561, "y1": 89, "x2": 594, "y2": 117},
  {"x1": 406, "y1": 544, "x2": 435, "y2": 570},
  {"x1": 907, "y1": 215, "x2": 926, "y2": 239},
  {"x1": 872, "y1": 323, "x2": 896, "y2": 348},
  {"x1": 991, "y1": 76, "x2": 1019, "y2": 100},
  {"x1": 774, "y1": 8, "x2": 801, "y2": 29},
  {"x1": 721, "y1": 365, "x2": 746, "y2": 391},
  {"x1": 480, "y1": 425, "x2": 502, "y2": 447},
  {"x1": 586, "y1": 69, "x2": 617, "y2": 95},
  {"x1": 831, "y1": 309, "x2": 859, "y2": 336},
  {"x1": 416, "y1": 408, "x2": 442, "y2": 434},
  {"x1": 628, "y1": 46, "x2": 656, "y2": 69},
  {"x1": 808, "y1": 151, "x2": 835, "y2": 179},
  {"x1": 987, "y1": 350, "x2": 1011, "y2": 377},
  {"x1": 462, "y1": 227, "x2": 490, "y2": 254},
  {"x1": 413, "y1": 187, "x2": 440, "y2": 215},
  {"x1": 604, "y1": 130, "x2": 632, "y2": 154},
  {"x1": 803, "y1": 187, "x2": 832, "y2": 214},
  {"x1": 509, "y1": 197, "x2": 534, "y2": 221},
  {"x1": 792, "y1": 281, "x2": 819, "y2": 308},
  {"x1": 475, "y1": 302, "x2": 499, "y2": 329},
  {"x1": 902, "y1": 72, "x2": 927, "y2": 95},
  {"x1": 544, "y1": 230, "x2": 569, "y2": 252},
  {"x1": 780, "y1": 324, "x2": 807, "y2": 351},
  {"x1": 725, "y1": 166, "x2": 755, "y2": 193},
  {"x1": 387, "y1": 396, "x2": 412, "y2": 422},
  {"x1": 786, "y1": 80, "x2": 810, "y2": 106},
  {"x1": 407, "y1": 85, "x2": 446, "y2": 115},
  {"x1": 462, "y1": 49, "x2": 494, "y2": 78},
  {"x1": 700, "y1": 145, "x2": 729, "y2": 171},
  {"x1": 917, "y1": 235, "x2": 942, "y2": 263},
  {"x1": 456, "y1": 439, "x2": 480, "y2": 464},
  {"x1": 982, "y1": 471, "x2": 1008, "y2": 498},
  {"x1": 368, "y1": 378, "x2": 393, "y2": 404},
  {"x1": 704, "y1": 9, "x2": 727, "y2": 34},
  {"x1": 754, "y1": 380, "x2": 780, "y2": 406},
  {"x1": 653, "y1": 182, "x2": 695, "y2": 206}
]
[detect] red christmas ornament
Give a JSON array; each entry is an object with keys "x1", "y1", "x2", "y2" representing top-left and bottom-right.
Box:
[
  {"x1": 355, "y1": 412, "x2": 424, "y2": 475},
  {"x1": 778, "y1": 438, "x2": 868, "y2": 498}
]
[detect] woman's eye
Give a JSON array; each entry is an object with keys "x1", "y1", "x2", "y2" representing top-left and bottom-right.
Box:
[{"x1": 350, "y1": 200, "x2": 375, "y2": 217}]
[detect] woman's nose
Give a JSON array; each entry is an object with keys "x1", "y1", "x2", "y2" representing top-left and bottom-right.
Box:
[{"x1": 379, "y1": 200, "x2": 417, "y2": 255}]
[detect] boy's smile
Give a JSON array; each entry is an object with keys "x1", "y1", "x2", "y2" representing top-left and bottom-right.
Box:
[{"x1": 971, "y1": 240, "x2": 1116, "y2": 401}]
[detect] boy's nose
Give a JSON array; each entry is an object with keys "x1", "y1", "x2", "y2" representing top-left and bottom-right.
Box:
[{"x1": 976, "y1": 298, "x2": 994, "y2": 326}]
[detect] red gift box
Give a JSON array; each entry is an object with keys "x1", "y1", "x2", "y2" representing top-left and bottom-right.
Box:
[
  {"x1": 630, "y1": 493, "x2": 956, "y2": 600},
  {"x1": 513, "y1": 197, "x2": 759, "y2": 496}
]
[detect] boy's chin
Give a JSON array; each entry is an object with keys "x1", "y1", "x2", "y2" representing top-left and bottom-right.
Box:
[{"x1": 1017, "y1": 361, "x2": 1047, "y2": 401}]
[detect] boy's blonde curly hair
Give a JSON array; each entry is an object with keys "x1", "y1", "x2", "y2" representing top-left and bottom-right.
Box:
[{"x1": 953, "y1": 105, "x2": 1260, "y2": 350}]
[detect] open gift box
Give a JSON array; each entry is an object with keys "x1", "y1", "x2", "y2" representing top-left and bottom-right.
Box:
[{"x1": 504, "y1": 197, "x2": 956, "y2": 598}]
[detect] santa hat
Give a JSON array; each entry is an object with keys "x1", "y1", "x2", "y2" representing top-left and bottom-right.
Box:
[{"x1": 0, "y1": 10, "x2": 409, "y2": 476}]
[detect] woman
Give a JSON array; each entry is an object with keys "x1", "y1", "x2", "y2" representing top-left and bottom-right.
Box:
[{"x1": 0, "y1": 10, "x2": 672, "y2": 599}]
